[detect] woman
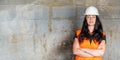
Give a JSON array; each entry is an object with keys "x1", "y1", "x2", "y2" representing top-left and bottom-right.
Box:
[{"x1": 73, "y1": 6, "x2": 106, "y2": 60}]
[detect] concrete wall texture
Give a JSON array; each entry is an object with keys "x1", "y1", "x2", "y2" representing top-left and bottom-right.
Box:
[{"x1": 0, "y1": 0, "x2": 120, "y2": 60}]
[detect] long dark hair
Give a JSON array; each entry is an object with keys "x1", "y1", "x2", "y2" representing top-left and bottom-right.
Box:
[{"x1": 79, "y1": 15, "x2": 104, "y2": 44}]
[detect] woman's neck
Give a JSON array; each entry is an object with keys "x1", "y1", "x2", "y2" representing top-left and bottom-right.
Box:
[{"x1": 88, "y1": 25, "x2": 94, "y2": 34}]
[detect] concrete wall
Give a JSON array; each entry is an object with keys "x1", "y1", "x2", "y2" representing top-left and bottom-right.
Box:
[{"x1": 0, "y1": 0, "x2": 120, "y2": 60}]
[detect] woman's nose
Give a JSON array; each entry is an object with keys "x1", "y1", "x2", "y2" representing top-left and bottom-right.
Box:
[{"x1": 90, "y1": 17, "x2": 92, "y2": 20}]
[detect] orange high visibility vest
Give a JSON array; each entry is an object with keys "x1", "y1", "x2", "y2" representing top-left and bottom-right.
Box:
[{"x1": 75, "y1": 29, "x2": 105, "y2": 60}]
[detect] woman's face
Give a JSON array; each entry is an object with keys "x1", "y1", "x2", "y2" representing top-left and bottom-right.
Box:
[{"x1": 86, "y1": 15, "x2": 96, "y2": 26}]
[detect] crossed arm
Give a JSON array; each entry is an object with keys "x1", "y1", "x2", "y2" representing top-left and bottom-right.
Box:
[{"x1": 73, "y1": 38, "x2": 106, "y2": 57}]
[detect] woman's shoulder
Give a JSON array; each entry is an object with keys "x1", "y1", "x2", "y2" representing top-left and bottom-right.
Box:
[
  {"x1": 75, "y1": 29, "x2": 82, "y2": 36},
  {"x1": 102, "y1": 31, "x2": 106, "y2": 36},
  {"x1": 76, "y1": 29, "x2": 81, "y2": 32}
]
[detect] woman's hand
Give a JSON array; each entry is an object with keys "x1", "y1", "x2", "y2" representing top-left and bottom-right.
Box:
[
  {"x1": 80, "y1": 40, "x2": 106, "y2": 56},
  {"x1": 73, "y1": 38, "x2": 94, "y2": 57}
]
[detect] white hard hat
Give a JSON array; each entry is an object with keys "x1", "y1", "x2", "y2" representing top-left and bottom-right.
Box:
[{"x1": 84, "y1": 6, "x2": 99, "y2": 15}]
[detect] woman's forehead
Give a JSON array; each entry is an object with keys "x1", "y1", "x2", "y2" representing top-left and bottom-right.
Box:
[{"x1": 86, "y1": 15, "x2": 96, "y2": 16}]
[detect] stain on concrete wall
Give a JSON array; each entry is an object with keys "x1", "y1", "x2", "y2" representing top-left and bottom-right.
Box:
[{"x1": 0, "y1": 0, "x2": 120, "y2": 60}]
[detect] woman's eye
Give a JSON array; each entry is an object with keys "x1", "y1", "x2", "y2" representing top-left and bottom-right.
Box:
[
  {"x1": 93, "y1": 16, "x2": 96, "y2": 18},
  {"x1": 87, "y1": 16, "x2": 90, "y2": 18}
]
